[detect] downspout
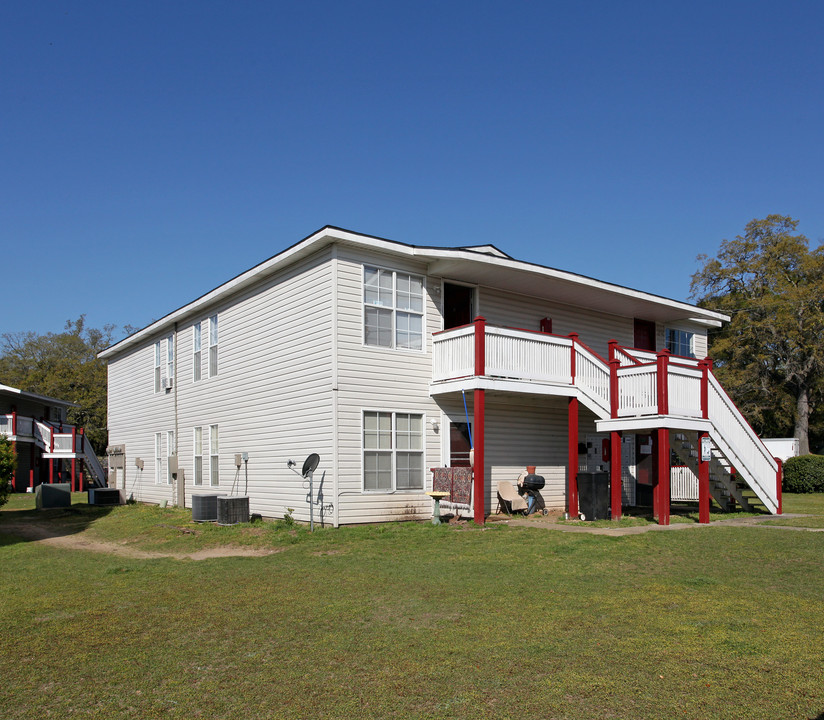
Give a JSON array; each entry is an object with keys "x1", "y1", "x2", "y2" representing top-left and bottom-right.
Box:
[{"x1": 331, "y1": 246, "x2": 340, "y2": 528}]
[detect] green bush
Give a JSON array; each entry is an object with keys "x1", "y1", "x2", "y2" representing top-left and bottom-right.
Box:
[
  {"x1": 783, "y1": 454, "x2": 824, "y2": 493},
  {"x1": 0, "y1": 436, "x2": 15, "y2": 508}
]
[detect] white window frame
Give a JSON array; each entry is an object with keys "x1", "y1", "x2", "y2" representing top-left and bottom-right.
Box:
[
  {"x1": 362, "y1": 410, "x2": 425, "y2": 492},
  {"x1": 166, "y1": 334, "x2": 175, "y2": 385},
  {"x1": 665, "y1": 328, "x2": 695, "y2": 359},
  {"x1": 154, "y1": 341, "x2": 161, "y2": 393},
  {"x1": 154, "y1": 432, "x2": 163, "y2": 484},
  {"x1": 362, "y1": 265, "x2": 425, "y2": 352},
  {"x1": 193, "y1": 426, "x2": 203, "y2": 486},
  {"x1": 208, "y1": 315, "x2": 219, "y2": 377},
  {"x1": 166, "y1": 430, "x2": 176, "y2": 485},
  {"x1": 209, "y1": 424, "x2": 219, "y2": 487},
  {"x1": 193, "y1": 322, "x2": 202, "y2": 382}
]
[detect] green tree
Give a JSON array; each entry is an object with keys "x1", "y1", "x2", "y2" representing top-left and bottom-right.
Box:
[
  {"x1": 0, "y1": 317, "x2": 115, "y2": 455},
  {"x1": 691, "y1": 215, "x2": 824, "y2": 454},
  {"x1": 0, "y1": 436, "x2": 15, "y2": 507}
]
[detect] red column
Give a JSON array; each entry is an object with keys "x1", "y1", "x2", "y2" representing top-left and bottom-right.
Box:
[
  {"x1": 568, "y1": 397, "x2": 579, "y2": 516},
  {"x1": 78, "y1": 429, "x2": 85, "y2": 490},
  {"x1": 609, "y1": 357, "x2": 620, "y2": 418},
  {"x1": 698, "y1": 431, "x2": 710, "y2": 524},
  {"x1": 473, "y1": 388, "x2": 485, "y2": 524},
  {"x1": 29, "y1": 443, "x2": 35, "y2": 489},
  {"x1": 775, "y1": 458, "x2": 783, "y2": 515},
  {"x1": 699, "y1": 358, "x2": 711, "y2": 419},
  {"x1": 49, "y1": 458, "x2": 54, "y2": 484},
  {"x1": 569, "y1": 333, "x2": 578, "y2": 383},
  {"x1": 656, "y1": 350, "x2": 670, "y2": 415},
  {"x1": 474, "y1": 316, "x2": 486, "y2": 376},
  {"x1": 656, "y1": 427, "x2": 670, "y2": 525},
  {"x1": 610, "y1": 430, "x2": 622, "y2": 520}
]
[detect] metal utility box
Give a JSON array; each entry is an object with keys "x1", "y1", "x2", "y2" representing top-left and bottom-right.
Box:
[
  {"x1": 577, "y1": 471, "x2": 610, "y2": 520},
  {"x1": 191, "y1": 494, "x2": 223, "y2": 522},
  {"x1": 217, "y1": 496, "x2": 250, "y2": 525},
  {"x1": 35, "y1": 483, "x2": 72, "y2": 509},
  {"x1": 88, "y1": 487, "x2": 124, "y2": 506}
]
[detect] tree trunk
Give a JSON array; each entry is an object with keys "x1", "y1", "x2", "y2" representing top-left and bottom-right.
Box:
[{"x1": 795, "y1": 385, "x2": 810, "y2": 455}]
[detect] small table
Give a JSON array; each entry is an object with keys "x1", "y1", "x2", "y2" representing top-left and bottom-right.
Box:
[{"x1": 426, "y1": 490, "x2": 450, "y2": 525}]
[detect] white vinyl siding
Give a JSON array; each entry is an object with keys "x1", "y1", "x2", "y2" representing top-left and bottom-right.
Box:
[
  {"x1": 363, "y1": 411, "x2": 424, "y2": 492},
  {"x1": 193, "y1": 426, "x2": 203, "y2": 485},
  {"x1": 363, "y1": 266, "x2": 424, "y2": 350},
  {"x1": 208, "y1": 315, "x2": 218, "y2": 377},
  {"x1": 193, "y1": 322, "x2": 202, "y2": 382}
]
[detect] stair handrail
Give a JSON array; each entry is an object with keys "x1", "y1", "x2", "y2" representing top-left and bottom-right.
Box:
[
  {"x1": 706, "y1": 372, "x2": 778, "y2": 512},
  {"x1": 80, "y1": 439, "x2": 107, "y2": 488},
  {"x1": 571, "y1": 339, "x2": 611, "y2": 418},
  {"x1": 33, "y1": 420, "x2": 52, "y2": 451}
]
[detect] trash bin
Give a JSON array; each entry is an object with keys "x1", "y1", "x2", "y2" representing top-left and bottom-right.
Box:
[{"x1": 577, "y1": 471, "x2": 609, "y2": 520}]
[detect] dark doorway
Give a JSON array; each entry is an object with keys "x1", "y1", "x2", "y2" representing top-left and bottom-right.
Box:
[
  {"x1": 450, "y1": 422, "x2": 472, "y2": 467},
  {"x1": 633, "y1": 319, "x2": 656, "y2": 351},
  {"x1": 443, "y1": 283, "x2": 474, "y2": 329}
]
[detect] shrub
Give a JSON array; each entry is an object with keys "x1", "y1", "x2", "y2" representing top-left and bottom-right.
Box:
[
  {"x1": 0, "y1": 436, "x2": 15, "y2": 508},
  {"x1": 782, "y1": 454, "x2": 824, "y2": 493}
]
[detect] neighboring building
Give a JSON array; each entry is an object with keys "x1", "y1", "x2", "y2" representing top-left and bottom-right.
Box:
[
  {"x1": 0, "y1": 384, "x2": 105, "y2": 491},
  {"x1": 99, "y1": 226, "x2": 782, "y2": 526}
]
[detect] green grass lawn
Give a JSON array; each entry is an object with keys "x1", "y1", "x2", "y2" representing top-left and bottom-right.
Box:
[{"x1": 1, "y1": 493, "x2": 823, "y2": 719}]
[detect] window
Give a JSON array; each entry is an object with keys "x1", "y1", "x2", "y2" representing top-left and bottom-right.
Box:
[
  {"x1": 209, "y1": 315, "x2": 219, "y2": 377},
  {"x1": 209, "y1": 424, "x2": 219, "y2": 486},
  {"x1": 363, "y1": 411, "x2": 424, "y2": 491},
  {"x1": 666, "y1": 328, "x2": 695, "y2": 358},
  {"x1": 363, "y1": 267, "x2": 424, "y2": 350},
  {"x1": 154, "y1": 342, "x2": 162, "y2": 393},
  {"x1": 166, "y1": 430, "x2": 176, "y2": 485},
  {"x1": 166, "y1": 334, "x2": 174, "y2": 385},
  {"x1": 193, "y1": 426, "x2": 203, "y2": 485},
  {"x1": 154, "y1": 433, "x2": 162, "y2": 484},
  {"x1": 193, "y1": 322, "x2": 202, "y2": 382}
]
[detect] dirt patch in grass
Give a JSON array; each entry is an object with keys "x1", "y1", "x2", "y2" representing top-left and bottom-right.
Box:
[{"x1": 0, "y1": 520, "x2": 288, "y2": 560}]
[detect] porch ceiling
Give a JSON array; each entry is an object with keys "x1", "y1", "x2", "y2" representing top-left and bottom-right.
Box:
[{"x1": 422, "y1": 255, "x2": 725, "y2": 327}]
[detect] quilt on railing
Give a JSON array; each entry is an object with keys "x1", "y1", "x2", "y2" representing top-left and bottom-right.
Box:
[{"x1": 431, "y1": 467, "x2": 473, "y2": 505}]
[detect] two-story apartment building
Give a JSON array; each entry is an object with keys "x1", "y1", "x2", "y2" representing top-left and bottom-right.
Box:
[{"x1": 100, "y1": 226, "x2": 782, "y2": 526}]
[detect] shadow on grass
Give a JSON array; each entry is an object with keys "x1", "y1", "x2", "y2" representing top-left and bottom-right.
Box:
[{"x1": 0, "y1": 494, "x2": 115, "y2": 547}]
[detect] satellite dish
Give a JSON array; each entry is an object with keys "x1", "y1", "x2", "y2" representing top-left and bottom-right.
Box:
[{"x1": 302, "y1": 453, "x2": 320, "y2": 478}]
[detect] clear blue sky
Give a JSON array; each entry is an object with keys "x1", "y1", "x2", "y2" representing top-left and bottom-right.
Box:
[{"x1": 3, "y1": 1, "x2": 823, "y2": 338}]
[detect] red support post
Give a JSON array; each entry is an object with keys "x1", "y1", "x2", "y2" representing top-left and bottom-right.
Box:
[
  {"x1": 78, "y1": 428, "x2": 85, "y2": 491},
  {"x1": 610, "y1": 430, "x2": 622, "y2": 520},
  {"x1": 698, "y1": 431, "x2": 710, "y2": 524},
  {"x1": 10, "y1": 441, "x2": 17, "y2": 492},
  {"x1": 775, "y1": 458, "x2": 783, "y2": 515},
  {"x1": 29, "y1": 443, "x2": 35, "y2": 490},
  {"x1": 569, "y1": 333, "x2": 578, "y2": 383},
  {"x1": 71, "y1": 427, "x2": 77, "y2": 491},
  {"x1": 609, "y1": 357, "x2": 620, "y2": 419},
  {"x1": 656, "y1": 350, "x2": 670, "y2": 415},
  {"x1": 656, "y1": 427, "x2": 670, "y2": 525},
  {"x1": 49, "y1": 458, "x2": 54, "y2": 484},
  {"x1": 474, "y1": 316, "x2": 486, "y2": 377},
  {"x1": 11, "y1": 409, "x2": 17, "y2": 436},
  {"x1": 473, "y1": 388, "x2": 485, "y2": 524},
  {"x1": 699, "y1": 358, "x2": 710, "y2": 419},
  {"x1": 607, "y1": 339, "x2": 618, "y2": 362},
  {"x1": 568, "y1": 397, "x2": 579, "y2": 517}
]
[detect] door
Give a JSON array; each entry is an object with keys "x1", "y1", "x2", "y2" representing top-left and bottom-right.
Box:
[
  {"x1": 449, "y1": 422, "x2": 472, "y2": 467},
  {"x1": 443, "y1": 283, "x2": 475, "y2": 329},
  {"x1": 633, "y1": 319, "x2": 656, "y2": 351}
]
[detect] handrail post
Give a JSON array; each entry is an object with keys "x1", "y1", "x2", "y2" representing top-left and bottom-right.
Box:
[
  {"x1": 568, "y1": 333, "x2": 578, "y2": 384},
  {"x1": 609, "y1": 357, "x2": 620, "y2": 419},
  {"x1": 656, "y1": 350, "x2": 670, "y2": 415},
  {"x1": 11, "y1": 408, "x2": 17, "y2": 436},
  {"x1": 474, "y1": 316, "x2": 486, "y2": 377},
  {"x1": 608, "y1": 339, "x2": 618, "y2": 363}
]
